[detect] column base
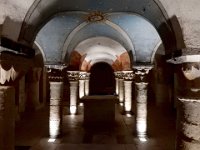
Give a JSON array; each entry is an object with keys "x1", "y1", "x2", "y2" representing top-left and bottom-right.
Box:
[
  {"x1": 122, "y1": 111, "x2": 134, "y2": 117},
  {"x1": 70, "y1": 105, "x2": 77, "y2": 115}
]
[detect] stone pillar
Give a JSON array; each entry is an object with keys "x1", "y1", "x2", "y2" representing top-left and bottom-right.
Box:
[
  {"x1": 122, "y1": 71, "x2": 134, "y2": 114},
  {"x1": 114, "y1": 72, "x2": 119, "y2": 95},
  {"x1": 47, "y1": 64, "x2": 66, "y2": 139},
  {"x1": 176, "y1": 98, "x2": 200, "y2": 150},
  {"x1": 134, "y1": 66, "x2": 152, "y2": 139},
  {"x1": 67, "y1": 71, "x2": 79, "y2": 115},
  {"x1": 0, "y1": 50, "x2": 32, "y2": 150},
  {"x1": 79, "y1": 71, "x2": 87, "y2": 99},
  {"x1": 169, "y1": 61, "x2": 200, "y2": 150},
  {"x1": 115, "y1": 72, "x2": 124, "y2": 106},
  {"x1": 84, "y1": 72, "x2": 90, "y2": 96},
  {"x1": 26, "y1": 67, "x2": 42, "y2": 110}
]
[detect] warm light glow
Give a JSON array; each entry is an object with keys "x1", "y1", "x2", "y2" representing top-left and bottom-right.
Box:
[
  {"x1": 136, "y1": 120, "x2": 147, "y2": 138},
  {"x1": 120, "y1": 102, "x2": 123, "y2": 106},
  {"x1": 124, "y1": 102, "x2": 131, "y2": 112},
  {"x1": 49, "y1": 120, "x2": 60, "y2": 138},
  {"x1": 79, "y1": 102, "x2": 84, "y2": 106},
  {"x1": 139, "y1": 136, "x2": 147, "y2": 142},
  {"x1": 126, "y1": 113, "x2": 132, "y2": 117},
  {"x1": 48, "y1": 138, "x2": 56, "y2": 143},
  {"x1": 79, "y1": 80, "x2": 85, "y2": 98},
  {"x1": 70, "y1": 106, "x2": 77, "y2": 115}
]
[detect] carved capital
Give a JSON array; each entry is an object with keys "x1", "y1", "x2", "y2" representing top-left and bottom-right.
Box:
[
  {"x1": 0, "y1": 52, "x2": 33, "y2": 85},
  {"x1": 78, "y1": 71, "x2": 87, "y2": 80},
  {"x1": 46, "y1": 64, "x2": 66, "y2": 82},
  {"x1": 122, "y1": 71, "x2": 134, "y2": 81},
  {"x1": 133, "y1": 65, "x2": 153, "y2": 82},
  {"x1": 181, "y1": 62, "x2": 200, "y2": 80},
  {"x1": 114, "y1": 71, "x2": 123, "y2": 79},
  {"x1": 67, "y1": 71, "x2": 79, "y2": 81}
]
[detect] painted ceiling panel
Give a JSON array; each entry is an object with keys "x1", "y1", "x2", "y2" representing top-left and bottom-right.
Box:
[
  {"x1": 36, "y1": 12, "x2": 86, "y2": 62},
  {"x1": 65, "y1": 22, "x2": 132, "y2": 62},
  {"x1": 107, "y1": 13, "x2": 161, "y2": 62},
  {"x1": 75, "y1": 37, "x2": 127, "y2": 56},
  {"x1": 36, "y1": 11, "x2": 161, "y2": 64}
]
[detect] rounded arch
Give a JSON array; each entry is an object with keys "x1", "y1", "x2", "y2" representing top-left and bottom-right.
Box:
[
  {"x1": 33, "y1": 41, "x2": 46, "y2": 67},
  {"x1": 68, "y1": 37, "x2": 131, "y2": 71},
  {"x1": 19, "y1": 0, "x2": 180, "y2": 55}
]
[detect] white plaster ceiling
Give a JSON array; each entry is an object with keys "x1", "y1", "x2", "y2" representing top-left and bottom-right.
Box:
[{"x1": 75, "y1": 37, "x2": 127, "y2": 56}]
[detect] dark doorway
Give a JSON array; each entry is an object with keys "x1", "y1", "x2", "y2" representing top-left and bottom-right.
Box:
[{"x1": 89, "y1": 62, "x2": 115, "y2": 95}]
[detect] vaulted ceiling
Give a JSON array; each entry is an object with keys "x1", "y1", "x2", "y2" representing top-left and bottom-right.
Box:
[{"x1": 0, "y1": 0, "x2": 185, "y2": 69}]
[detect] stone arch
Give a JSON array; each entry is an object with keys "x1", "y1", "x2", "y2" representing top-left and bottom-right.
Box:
[
  {"x1": 18, "y1": 0, "x2": 181, "y2": 56},
  {"x1": 68, "y1": 37, "x2": 131, "y2": 71}
]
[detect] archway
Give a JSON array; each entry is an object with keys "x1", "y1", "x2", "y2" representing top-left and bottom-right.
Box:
[{"x1": 89, "y1": 62, "x2": 115, "y2": 95}]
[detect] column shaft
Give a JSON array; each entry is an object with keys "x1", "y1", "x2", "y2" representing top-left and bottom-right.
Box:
[
  {"x1": 124, "y1": 80, "x2": 132, "y2": 112},
  {"x1": 115, "y1": 78, "x2": 119, "y2": 95},
  {"x1": 119, "y1": 78, "x2": 124, "y2": 105},
  {"x1": 85, "y1": 79, "x2": 89, "y2": 96},
  {"x1": 69, "y1": 81, "x2": 78, "y2": 114},
  {"x1": 49, "y1": 82, "x2": 63, "y2": 138},
  {"x1": 135, "y1": 82, "x2": 148, "y2": 138},
  {"x1": 176, "y1": 98, "x2": 200, "y2": 150},
  {"x1": 0, "y1": 86, "x2": 15, "y2": 150},
  {"x1": 79, "y1": 80, "x2": 85, "y2": 98}
]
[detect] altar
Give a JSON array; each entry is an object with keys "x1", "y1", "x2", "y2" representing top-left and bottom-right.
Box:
[{"x1": 81, "y1": 95, "x2": 118, "y2": 126}]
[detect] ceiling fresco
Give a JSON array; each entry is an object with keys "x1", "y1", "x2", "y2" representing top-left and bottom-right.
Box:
[{"x1": 36, "y1": 11, "x2": 161, "y2": 68}]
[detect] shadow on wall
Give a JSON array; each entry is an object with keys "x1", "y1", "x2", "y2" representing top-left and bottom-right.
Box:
[{"x1": 158, "y1": 15, "x2": 185, "y2": 58}]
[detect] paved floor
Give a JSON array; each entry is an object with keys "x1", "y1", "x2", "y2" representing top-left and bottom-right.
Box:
[{"x1": 15, "y1": 103, "x2": 176, "y2": 150}]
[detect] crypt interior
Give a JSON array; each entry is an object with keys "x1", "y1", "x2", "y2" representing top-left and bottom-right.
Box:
[{"x1": 1, "y1": 0, "x2": 200, "y2": 150}]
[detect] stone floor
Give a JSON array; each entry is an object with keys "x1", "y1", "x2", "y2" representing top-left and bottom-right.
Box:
[{"x1": 15, "y1": 102, "x2": 176, "y2": 150}]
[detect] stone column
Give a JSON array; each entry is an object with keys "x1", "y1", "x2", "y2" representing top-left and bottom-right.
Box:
[
  {"x1": 47, "y1": 64, "x2": 66, "y2": 139},
  {"x1": 115, "y1": 71, "x2": 124, "y2": 106},
  {"x1": 177, "y1": 98, "x2": 200, "y2": 150},
  {"x1": 79, "y1": 71, "x2": 87, "y2": 99},
  {"x1": 122, "y1": 71, "x2": 134, "y2": 114},
  {"x1": 114, "y1": 72, "x2": 119, "y2": 95},
  {"x1": 167, "y1": 55, "x2": 200, "y2": 149},
  {"x1": 170, "y1": 61, "x2": 200, "y2": 150},
  {"x1": 84, "y1": 72, "x2": 90, "y2": 96},
  {"x1": 67, "y1": 71, "x2": 79, "y2": 115},
  {"x1": 26, "y1": 67, "x2": 42, "y2": 110},
  {"x1": 134, "y1": 66, "x2": 152, "y2": 139},
  {"x1": 0, "y1": 50, "x2": 32, "y2": 150}
]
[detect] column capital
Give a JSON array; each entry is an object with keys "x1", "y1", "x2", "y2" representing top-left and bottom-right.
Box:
[
  {"x1": 133, "y1": 65, "x2": 153, "y2": 82},
  {"x1": 0, "y1": 52, "x2": 33, "y2": 85},
  {"x1": 122, "y1": 70, "x2": 134, "y2": 81},
  {"x1": 46, "y1": 64, "x2": 66, "y2": 82},
  {"x1": 114, "y1": 71, "x2": 123, "y2": 79},
  {"x1": 67, "y1": 71, "x2": 79, "y2": 81},
  {"x1": 79, "y1": 71, "x2": 90, "y2": 80}
]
